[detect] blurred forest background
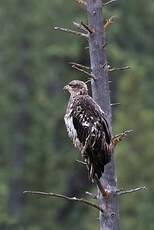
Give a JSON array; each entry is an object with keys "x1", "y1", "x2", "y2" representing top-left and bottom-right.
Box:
[{"x1": 0, "y1": 0, "x2": 153, "y2": 229}]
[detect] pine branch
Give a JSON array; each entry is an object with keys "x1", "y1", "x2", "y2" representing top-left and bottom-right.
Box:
[
  {"x1": 108, "y1": 66, "x2": 131, "y2": 72},
  {"x1": 73, "y1": 21, "x2": 87, "y2": 33},
  {"x1": 110, "y1": 102, "x2": 120, "y2": 106},
  {"x1": 69, "y1": 62, "x2": 91, "y2": 70},
  {"x1": 85, "y1": 191, "x2": 98, "y2": 199},
  {"x1": 112, "y1": 129, "x2": 133, "y2": 147},
  {"x1": 73, "y1": 21, "x2": 94, "y2": 35},
  {"x1": 75, "y1": 0, "x2": 87, "y2": 6},
  {"x1": 104, "y1": 16, "x2": 117, "y2": 30},
  {"x1": 117, "y1": 186, "x2": 146, "y2": 195},
  {"x1": 103, "y1": 0, "x2": 117, "y2": 6},
  {"x1": 23, "y1": 190, "x2": 104, "y2": 213},
  {"x1": 76, "y1": 159, "x2": 87, "y2": 165},
  {"x1": 72, "y1": 64, "x2": 97, "y2": 80},
  {"x1": 81, "y1": 21, "x2": 94, "y2": 34},
  {"x1": 54, "y1": 26, "x2": 88, "y2": 38}
]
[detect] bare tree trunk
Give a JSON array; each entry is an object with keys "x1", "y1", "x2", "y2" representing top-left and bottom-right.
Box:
[{"x1": 86, "y1": 0, "x2": 120, "y2": 229}]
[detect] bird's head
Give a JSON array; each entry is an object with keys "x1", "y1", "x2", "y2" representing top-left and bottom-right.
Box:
[{"x1": 64, "y1": 80, "x2": 88, "y2": 96}]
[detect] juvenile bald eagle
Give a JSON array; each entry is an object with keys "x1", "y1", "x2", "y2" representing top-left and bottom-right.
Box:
[{"x1": 64, "y1": 80, "x2": 113, "y2": 181}]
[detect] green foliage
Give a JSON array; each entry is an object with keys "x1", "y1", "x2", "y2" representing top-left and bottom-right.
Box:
[
  {"x1": 0, "y1": 0, "x2": 153, "y2": 229},
  {"x1": 111, "y1": 1, "x2": 154, "y2": 229}
]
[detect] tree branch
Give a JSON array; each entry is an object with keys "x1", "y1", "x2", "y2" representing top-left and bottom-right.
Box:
[
  {"x1": 75, "y1": 0, "x2": 87, "y2": 7},
  {"x1": 23, "y1": 190, "x2": 104, "y2": 213},
  {"x1": 72, "y1": 64, "x2": 97, "y2": 80},
  {"x1": 54, "y1": 26, "x2": 88, "y2": 38},
  {"x1": 73, "y1": 21, "x2": 89, "y2": 33},
  {"x1": 112, "y1": 129, "x2": 133, "y2": 147},
  {"x1": 69, "y1": 62, "x2": 91, "y2": 70},
  {"x1": 81, "y1": 21, "x2": 94, "y2": 34},
  {"x1": 76, "y1": 159, "x2": 87, "y2": 165},
  {"x1": 85, "y1": 191, "x2": 98, "y2": 199},
  {"x1": 108, "y1": 66, "x2": 131, "y2": 72},
  {"x1": 104, "y1": 16, "x2": 117, "y2": 30},
  {"x1": 73, "y1": 21, "x2": 94, "y2": 34},
  {"x1": 117, "y1": 186, "x2": 146, "y2": 196},
  {"x1": 103, "y1": 0, "x2": 117, "y2": 6},
  {"x1": 110, "y1": 102, "x2": 120, "y2": 106}
]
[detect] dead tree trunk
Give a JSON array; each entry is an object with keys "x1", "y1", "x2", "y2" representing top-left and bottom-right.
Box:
[{"x1": 86, "y1": 0, "x2": 120, "y2": 229}]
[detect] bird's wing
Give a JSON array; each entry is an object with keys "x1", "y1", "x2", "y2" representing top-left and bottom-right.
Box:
[{"x1": 71, "y1": 95, "x2": 111, "y2": 146}]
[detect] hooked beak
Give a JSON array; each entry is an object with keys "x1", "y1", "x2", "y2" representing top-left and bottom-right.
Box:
[{"x1": 63, "y1": 84, "x2": 69, "y2": 91}]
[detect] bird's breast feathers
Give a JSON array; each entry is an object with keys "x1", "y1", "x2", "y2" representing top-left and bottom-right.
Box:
[{"x1": 64, "y1": 110, "x2": 83, "y2": 150}]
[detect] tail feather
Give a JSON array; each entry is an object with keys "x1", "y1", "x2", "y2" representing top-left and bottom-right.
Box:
[{"x1": 87, "y1": 152, "x2": 105, "y2": 180}]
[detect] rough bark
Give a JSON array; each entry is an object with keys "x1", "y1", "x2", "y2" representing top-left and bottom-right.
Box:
[{"x1": 86, "y1": 0, "x2": 120, "y2": 229}]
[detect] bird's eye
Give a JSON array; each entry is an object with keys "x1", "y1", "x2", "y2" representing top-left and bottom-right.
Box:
[{"x1": 69, "y1": 83, "x2": 75, "y2": 87}]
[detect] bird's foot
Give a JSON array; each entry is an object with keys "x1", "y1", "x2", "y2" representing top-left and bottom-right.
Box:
[{"x1": 112, "y1": 129, "x2": 133, "y2": 147}]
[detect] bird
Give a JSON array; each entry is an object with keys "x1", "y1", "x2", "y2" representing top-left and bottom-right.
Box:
[{"x1": 64, "y1": 80, "x2": 113, "y2": 183}]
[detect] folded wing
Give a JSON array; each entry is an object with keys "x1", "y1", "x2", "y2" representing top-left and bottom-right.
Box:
[{"x1": 71, "y1": 95, "x2": 112, "y2": 179}]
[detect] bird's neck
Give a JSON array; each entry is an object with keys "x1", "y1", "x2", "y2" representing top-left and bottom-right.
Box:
[
  {"x1": 70, "y1": 91, "x2": 88, "y2": 97},
  {"x1": 66, "y1": 96, "x2": 74, "y2": 114}
]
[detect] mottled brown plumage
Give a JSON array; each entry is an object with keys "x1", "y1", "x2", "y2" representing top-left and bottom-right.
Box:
[{"x1": 64, "y1": 80, "x2": 112, "y2": 181}]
